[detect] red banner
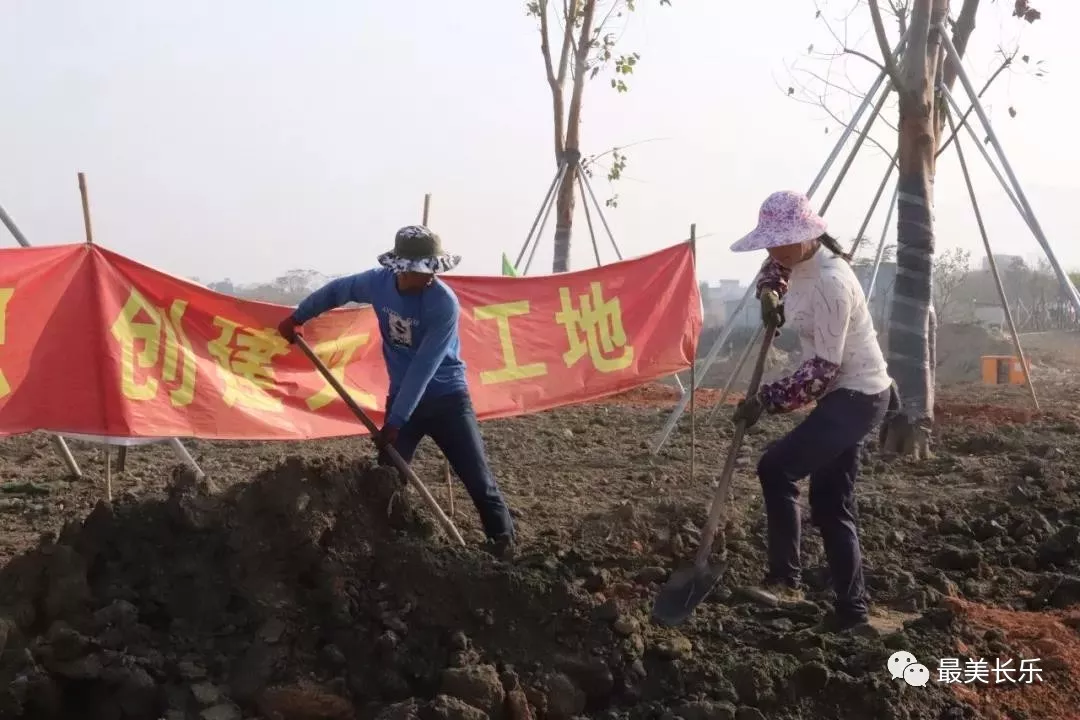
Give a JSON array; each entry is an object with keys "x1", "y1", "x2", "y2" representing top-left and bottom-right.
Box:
[{"x1": 0, "y1": 242, "x2": 701, "y2": 440}]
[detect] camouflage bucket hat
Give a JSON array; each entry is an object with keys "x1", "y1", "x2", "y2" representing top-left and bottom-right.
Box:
[{"x1": 377, "y1": 225, "x2": 461, "y2": 274}]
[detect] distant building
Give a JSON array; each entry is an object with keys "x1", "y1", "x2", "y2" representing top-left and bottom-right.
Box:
[
  {"x1": 701, "y1": 262, "x2": 900, "y2": 333},
  {"x1": 699, "y1": 279, "x2": 753, "y2": 329}
]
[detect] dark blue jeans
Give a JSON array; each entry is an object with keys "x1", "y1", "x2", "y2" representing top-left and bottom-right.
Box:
[
  {"x1": 757, "y1": 387, "x2": 890, "y2": 619},
  {"x1": 380, "y1": 390, "x2": 514, "y2": 541}
]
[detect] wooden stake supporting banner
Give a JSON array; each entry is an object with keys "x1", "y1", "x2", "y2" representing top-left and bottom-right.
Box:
[
  {"x1": 74, "y1": 173, "x2": 206, "y2": 485},
  {"x1": 105, "y1": 449, "x2": 113, "y2": 502},
  {"x1": 78, "y1": 172, "x2": 94, "y2": 245},
  {"x1": 688, "y1": 224, "x2": 697, "y2": 485},
  {"x1": 422, "y1": 193, "x2": 431, "y2": 226},
  {"x1": 81, "y1": 173, "x2": 113, "y2": 496}
]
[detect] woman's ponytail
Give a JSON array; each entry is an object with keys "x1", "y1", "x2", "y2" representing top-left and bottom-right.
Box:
[{"x1": 817, "y1": 232, "x2": 853, "y2": 263}]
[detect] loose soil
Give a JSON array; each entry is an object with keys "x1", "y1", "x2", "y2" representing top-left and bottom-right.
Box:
[{"x1": 2, "y1": 330, "x2": 1080, "y2": 720}]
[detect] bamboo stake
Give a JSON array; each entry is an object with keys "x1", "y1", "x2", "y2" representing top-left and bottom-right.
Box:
[
  {"x1": 689, "y1": 224, "x2": 697, "y2": 484},
  {"x1": 78, "y1": 172, "x2": 94, "y2": 245},
  {"x1": 93, "y1": 173, "x2": 124, "y2": 478},
  {"x1": 80, "y1": 172, "x2": 114, "y2": 500},
  {"x1": 105, "y1": 449, "x2": 113, "y2": 502}
]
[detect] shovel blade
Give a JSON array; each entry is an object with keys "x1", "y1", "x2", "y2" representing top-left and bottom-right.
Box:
[{"x1": 650, "y1": 562, "x2": 724, "y2": 627}]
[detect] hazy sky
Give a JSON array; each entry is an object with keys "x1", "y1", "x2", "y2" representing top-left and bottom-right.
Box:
[{"x1": 3, "y1": 1, "x2": 1077, "y2": 290}]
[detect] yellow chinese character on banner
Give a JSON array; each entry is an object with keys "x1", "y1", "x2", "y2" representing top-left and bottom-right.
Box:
[
  {"x1": 0, "y1": 288, "x2": 13, "y2": 400},
  {"x1": 304, "y1": 333, "x2": 378, "y2": 411},
  {"x1": 109, "y1": 288, "x2": 197, "y2": 406},
  {"x1": 207, "y1": 317, "x2": 290, "y2": 412},
  {"x1": 473, "y1": 301, "x2": 548, "y2": 385},
  {"x1": 555, "y1": 282, "x2": 634, "y2": 373}
]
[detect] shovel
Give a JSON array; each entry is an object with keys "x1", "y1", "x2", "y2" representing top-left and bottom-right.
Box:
[
  {"x1": 293, "y1": 334, "x2": 466, "y2": 547},
  {"x1": 651, "y1": 322, "x2": 776, "y2": 626}
]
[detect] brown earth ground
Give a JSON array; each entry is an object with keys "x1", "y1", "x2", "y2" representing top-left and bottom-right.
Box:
[{"x1": 1, "y1": 328, "x2": 1079, "y2": 720}]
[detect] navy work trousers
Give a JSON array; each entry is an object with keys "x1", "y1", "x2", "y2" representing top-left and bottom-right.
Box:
[
  {"x1": 380, "y1": 390, "x2": 514, "y2": 541},
  {"x1": 757, "y1": 387, "x2": 890, "y2": 619}
]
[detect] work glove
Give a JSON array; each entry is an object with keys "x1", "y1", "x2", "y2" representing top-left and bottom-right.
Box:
[
  {"x1": 732, "y1": 392, "x2": 765, "y2": 428},
  {"x1": 277, "y1": 315, "x2": 301, "y2": 343},
  {"x1": 760, "y1": 290, "x2": 785, "y2": 331}
]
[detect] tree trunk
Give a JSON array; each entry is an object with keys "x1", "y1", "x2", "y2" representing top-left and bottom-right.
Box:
[
  {"x1": 883, "y1": 109, "x2": 937, "y2": 458},
  {"x1": 550, "y1": 0, "x2": 596, "y2": 273},
  {"x1": 552, "y1": 163, "x2": 579, "y2": 272},
  {"x1": 881, "y1": 0, "x2": 948, "y2": 459}
]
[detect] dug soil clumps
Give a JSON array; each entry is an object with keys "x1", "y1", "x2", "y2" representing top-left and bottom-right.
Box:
[
  {"x1": 0, "y1": 456, "x2": 971, "y2": 719},
  {"x1": 0, "y1": 456, "x2": 612, "y2": 720}
]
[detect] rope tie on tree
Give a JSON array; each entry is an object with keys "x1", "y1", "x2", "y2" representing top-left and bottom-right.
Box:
[{"x1": 560, "y1": 148, "x2": 582, "y2": 167}]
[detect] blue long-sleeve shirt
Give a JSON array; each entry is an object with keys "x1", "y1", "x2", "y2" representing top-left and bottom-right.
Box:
[{"x1": 292, "y1": 268, "x2": 468, "y2": 427}]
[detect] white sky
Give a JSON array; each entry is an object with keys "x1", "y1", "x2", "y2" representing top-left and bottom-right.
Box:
[{"x1": 2, "y1": 0, "x2": 1077, "y2": 288}]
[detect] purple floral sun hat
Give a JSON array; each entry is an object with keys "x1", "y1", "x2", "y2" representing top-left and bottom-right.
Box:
[{"x1": 730, "y1": 190, "x2": 828, "y2": 253}]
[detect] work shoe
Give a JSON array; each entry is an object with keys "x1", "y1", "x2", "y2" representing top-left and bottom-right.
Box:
[
  {"x1": 483, "y1": 534, "x2": 515, "y2": 561},
  {"x1": 741, "y1": 579, "x2": 805, "y2": 607},
  {"x1": 815, "y1": 611, "x2": 879, "y2": 638}
]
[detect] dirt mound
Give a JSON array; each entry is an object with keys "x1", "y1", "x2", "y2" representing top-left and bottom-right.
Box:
[
  {"x1": 1016, "y1": 332, "x2": 1080, "y2": 372},
  {"x1": 0, "y1": 457, "x2": 595, "y2": 719},
  {"x1": 0, "y1": 455, "x2": 980, "y2": 720},
  {"x1": 942, "y1": 597, "x2": 1080, "y2": 720},
  {"x1": 936, "y1": 324, "x2": 1014, "y2": 385}
]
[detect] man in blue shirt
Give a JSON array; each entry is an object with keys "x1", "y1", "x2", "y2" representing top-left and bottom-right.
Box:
[{"x1": 277, "y1": 225, "x2": 515, "y2": 557}]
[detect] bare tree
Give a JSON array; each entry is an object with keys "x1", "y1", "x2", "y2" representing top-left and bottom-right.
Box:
[
  {"x1": 783, "y1": 0, "x2": 1044, "y2": 458},
  {"x1": 1003, "y1": 257, "x2": 1067, "y2": 330},
  {"x1": 783, "y1": 1, "x2": 1046, "y2": 157},
  {"x1": 932, "y1": 247, "x2": 971, "y2": 322},
  {"x1": 527, "y1": 0, "x2": 670, "y2": 272}
]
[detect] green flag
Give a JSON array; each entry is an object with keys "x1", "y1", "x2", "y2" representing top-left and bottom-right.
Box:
[{"x1": 501, "y1": 252, "x2": 519, "y2": 277}]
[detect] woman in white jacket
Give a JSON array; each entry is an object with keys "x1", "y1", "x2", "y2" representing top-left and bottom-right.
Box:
[{"x1": 730, "y1": 190, "x2": 895, "y2": 633}]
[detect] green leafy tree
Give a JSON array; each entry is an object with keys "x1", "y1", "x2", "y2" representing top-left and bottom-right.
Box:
[{"x1": 526, "y1": 0, "x2": 670, "y2": 272}]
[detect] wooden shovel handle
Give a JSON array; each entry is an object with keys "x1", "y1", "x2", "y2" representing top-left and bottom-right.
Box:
[
  {"x1": 692, "y1": 323, "x2": 776, "y2": 567},
  {"x1": 293, "y1": 334, "x2": 466, "y2": 546}
]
